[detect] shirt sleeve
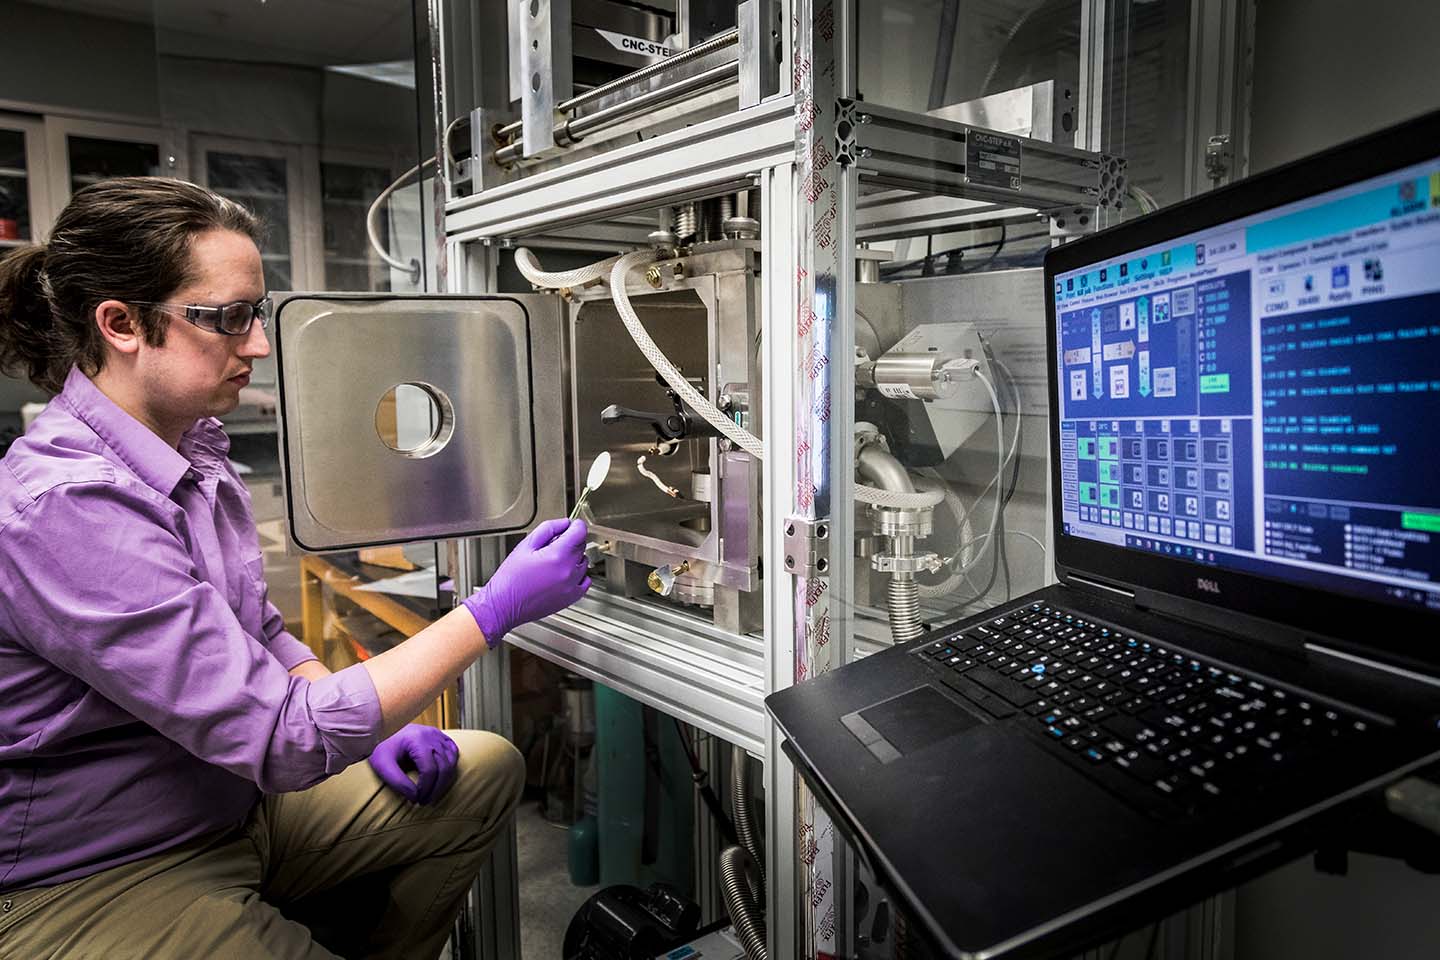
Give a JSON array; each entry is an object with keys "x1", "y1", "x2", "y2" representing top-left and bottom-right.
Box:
[
  {"x1": 0, "y1": 480, "x2": 383, "y2": 793},
  {"x1": 258, "y1": 582, "x2": 319, "y2": 671}
]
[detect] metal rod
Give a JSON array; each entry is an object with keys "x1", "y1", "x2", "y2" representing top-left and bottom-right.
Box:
[
  {"x1": 495, "y1": 27, "x2": 740, "y2": 142},
  {"x1": 494, "y1": 61, "x2": 740, "y2": 166}
]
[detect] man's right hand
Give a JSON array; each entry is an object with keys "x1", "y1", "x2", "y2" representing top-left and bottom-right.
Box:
[{"x1": 461, "y1": 518, "x2": 591, "y2": 647}]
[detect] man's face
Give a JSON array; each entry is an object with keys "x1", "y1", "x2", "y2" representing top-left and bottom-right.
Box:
[{"x1": 136, "y1": 228, "x2": 269, "y2": 425}]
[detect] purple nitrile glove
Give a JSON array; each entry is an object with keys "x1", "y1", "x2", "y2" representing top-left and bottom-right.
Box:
[
  {"x1": 463, "y1": 518, "x2": 592, "y2": 648},
  {"x1": 369, "y1": 724, "x2": 460, "y2": 805}
]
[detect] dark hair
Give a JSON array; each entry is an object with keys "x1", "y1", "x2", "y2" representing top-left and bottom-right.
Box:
[{"x1": 0, "y1": 177, "x2": 261, "y2": 394}]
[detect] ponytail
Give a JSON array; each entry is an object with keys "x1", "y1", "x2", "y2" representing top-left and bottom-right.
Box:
[
  {"x1": 0, "y1": 178, "x2": 262, "y2": 397},
  {"x1": 0, "y1": 244, "x2": 65, "y2": 393}
]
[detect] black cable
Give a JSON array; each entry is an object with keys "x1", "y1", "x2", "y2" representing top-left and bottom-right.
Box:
[
  {"x1": 880, "y1": 229, "x2": 1048, "y2": 279},
  {"x1": 671, "y1": 716, "x2": 741, "y2": 847},
  {"x1": 977, "y1": 222, "x2": 1008, "y2": 270}
]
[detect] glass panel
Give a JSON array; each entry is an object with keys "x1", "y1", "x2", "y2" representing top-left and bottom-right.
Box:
[
  {"x1": 205, "y1": 150, "x2": 292, "y2": 290},
  {"x1": 1100, "y1": 0, "x2": 1196, "y2": 209},
  {"x1": 857, "y1": 0, "x2": 1084, "y2": 117},
  {"x1": 67, "y1": 135, "x2": 160, "y2": 193},
  {"x1": 0, "y1": 129, "x2": 30, "y2": 242},
  {"x1": 321, "y1": 161, "x2": 394, "y2": 291}
]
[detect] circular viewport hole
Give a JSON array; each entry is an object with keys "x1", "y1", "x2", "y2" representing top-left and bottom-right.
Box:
[{"x1": 375, "y1": 382, "x2": 455, "y2": 460}]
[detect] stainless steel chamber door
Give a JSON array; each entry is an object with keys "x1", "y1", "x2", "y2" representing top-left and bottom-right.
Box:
[{"x1": 272, "y1": 294, "x2": 567, "y2": 551}]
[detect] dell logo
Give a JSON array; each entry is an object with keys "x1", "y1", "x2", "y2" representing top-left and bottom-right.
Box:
[{"x1": 1196, "y1": 578, "x2": 1222, "y2": 595}]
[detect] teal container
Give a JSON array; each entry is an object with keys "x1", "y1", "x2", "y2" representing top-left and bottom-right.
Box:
[
  {"x1": 567, "y1": 814, "x2": 600, "y2": 886},
  {"x1": 593, "y1": 683, "x2": 694, "y2": 893}
]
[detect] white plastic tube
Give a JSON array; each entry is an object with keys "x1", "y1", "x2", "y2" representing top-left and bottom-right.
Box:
[
  {"x1": 514, "y1": 247, "x2": 625, "y2": 290},
  {"x1": 517, "y1": 248, "x2": 948, "y2": 511},
  {"x1": 366, "y1": 157, "x2": 435, "y2": 280}
]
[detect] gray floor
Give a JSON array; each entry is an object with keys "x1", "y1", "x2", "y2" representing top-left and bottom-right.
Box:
[{"x1": 516, "y1": 800, "x2": 601, "y2": 959}]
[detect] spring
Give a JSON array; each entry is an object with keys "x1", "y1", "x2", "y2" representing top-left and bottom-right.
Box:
[
  {"x1": 887, "y1": 576, "x2": 924, "y2": 643},
  {"x1": 675, "y1": 202, "x2": 697, "y2": 241},
  {"x1": 718, "y1": 193, "x2": 735, "y2": 223}
]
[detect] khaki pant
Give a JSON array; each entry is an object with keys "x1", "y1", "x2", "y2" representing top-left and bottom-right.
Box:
[{"x1": 0, "y1": 730, "x2": 524, "y2": 960}]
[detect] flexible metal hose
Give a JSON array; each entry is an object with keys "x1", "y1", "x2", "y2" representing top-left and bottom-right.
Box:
[
  {"x1": 720, "y1": 845, "x2": 768, "y2": 960},
  {"x1": 888, "y1": 573, "x2": 924, "y2": 643},
  {"x1": 731, "y1": 744, "x2": 764, "y2": 903}
]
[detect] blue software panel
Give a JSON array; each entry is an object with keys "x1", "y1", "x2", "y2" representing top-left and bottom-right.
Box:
[
  {"x1": 1068, "y1": 417, "x2": 1253, "y2": 550},
  {"x1": 1260, "y1": 289, "x2": 1440, "y2": 580},
  {"x1": 1058, "y1": 272, "x2": 1251, "y2": 420}
]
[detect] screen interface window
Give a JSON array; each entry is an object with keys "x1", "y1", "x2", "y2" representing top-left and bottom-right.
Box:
[{"x1": 1054, "y1": 162, "x2": 1440, "y2": 613}]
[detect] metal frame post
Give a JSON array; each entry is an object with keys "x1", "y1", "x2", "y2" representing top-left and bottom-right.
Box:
[{"x1": 1184, "y1": 0, "x2": 1256, "y2": 194}]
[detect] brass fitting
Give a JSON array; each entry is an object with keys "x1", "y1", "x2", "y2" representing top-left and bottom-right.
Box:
[{"x1": 644, "y1": 265, "x2": 664, "y2": 289}]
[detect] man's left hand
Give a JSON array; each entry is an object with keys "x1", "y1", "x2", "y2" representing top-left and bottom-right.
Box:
[{"x1": 368, "y1": 724, "x2": 459, "y2": 804}]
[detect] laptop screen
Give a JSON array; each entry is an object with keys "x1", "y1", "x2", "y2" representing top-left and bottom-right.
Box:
[{"x1": 1052, "y1": 158, "x2": 1440, "y2": 616}]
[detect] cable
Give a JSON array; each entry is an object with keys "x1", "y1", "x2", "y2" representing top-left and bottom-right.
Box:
[
  {"x1": 1128, "y1": 183, "x2": 1160, "y2": 215},
  {"x1": 514, "y1": 247, "x2": 627, "y2": 290},
  {"x1": 610, "y1": 248, "x2": 767, "y2": 457},
  {"x1": 365, "y1": 157, "x2": 436, "y2": 283},
  {"x1": 950, "y1": 529, "x2": 1047, "y2": 562},
  {"x1": 879, "y1": 229, "x2": 1048, "y2": 279},
  {"x1": 970, "y1": 370, "x2": 1004, "y2": 581},
  {"x1": 951, "y1": 355, "x2": 1025, "y2": 610},
  {"x1": 637, "y1": 455, "x2": 679, "y2": 497}
]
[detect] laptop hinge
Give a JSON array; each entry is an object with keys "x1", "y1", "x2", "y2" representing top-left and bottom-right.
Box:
[
  {"x1": 1064, "y1": 573, "x2": 1136, "y2": 602},
  {"x1": 1306, "y1": 643, "x2": 1440, "y2": 691},
  {"x1": 1066, "y1": 572, "x2": 1310, "y2": 660}
]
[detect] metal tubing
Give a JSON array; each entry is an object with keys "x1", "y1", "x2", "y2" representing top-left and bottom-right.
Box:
[
  {"x1": 495, "y1": 27, "x2": 740, "y2": 141},
  {"x1": 494, "y1": 61, "x2": 740, "y2": 166},
  {"x1": 856, "y1": 445, "x2": 915, "y2": 494}
]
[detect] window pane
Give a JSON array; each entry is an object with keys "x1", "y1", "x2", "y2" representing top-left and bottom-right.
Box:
[{"x1": 67, "y1": 135, "x2": 160, "y2": 193}]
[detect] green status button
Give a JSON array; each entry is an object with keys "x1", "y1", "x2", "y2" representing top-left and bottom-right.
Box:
[
  {"x1": 1200, "y1": 374, "x2": 1231, "y2": 394},
  {"x1": 1402, "y1": 512, "x2": 1440, "y2": 533}
]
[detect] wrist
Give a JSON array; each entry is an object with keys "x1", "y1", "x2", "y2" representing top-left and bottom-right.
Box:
[{"x1": 461, "y1": 587, "x2": 507, "y2": 649}]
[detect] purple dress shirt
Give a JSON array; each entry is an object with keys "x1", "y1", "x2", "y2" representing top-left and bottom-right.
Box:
[{"x1": 0, "y1": 368, "x2": 383, "y2": 891}]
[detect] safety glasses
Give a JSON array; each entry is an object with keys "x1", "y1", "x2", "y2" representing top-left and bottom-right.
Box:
[{"x1": 128, "y1": 296, "x2": 273, "y2": 336}]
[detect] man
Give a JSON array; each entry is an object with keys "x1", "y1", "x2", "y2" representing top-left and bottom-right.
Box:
[{"x1": 0, "y1": 177, "x2": 589, "y2": 957}]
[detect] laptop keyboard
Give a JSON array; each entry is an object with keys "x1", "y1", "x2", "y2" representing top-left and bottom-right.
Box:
[{"x1": 916, "y1": 600, "x2": 1375, "y2": 819}]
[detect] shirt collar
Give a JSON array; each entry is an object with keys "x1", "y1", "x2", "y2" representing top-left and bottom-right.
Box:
[{"x1": 55, "y1": 366, "x2": 227, "y2": 497}]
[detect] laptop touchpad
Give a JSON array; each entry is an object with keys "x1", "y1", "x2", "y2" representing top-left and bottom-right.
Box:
[{"x1": 841, "y1": 686, "x2": 981, "y2": 764}]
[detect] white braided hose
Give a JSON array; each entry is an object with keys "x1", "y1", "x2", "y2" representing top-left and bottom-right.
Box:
[
  {"x1": 608, "y1": 251, "x2": 944, "y2": 509},
  {"x1": 610, "y1": 249, "x2": 767, "y2": 458},
  {"x1": 514, "y1": 247, "x2": 626, "y2": 290},
  {"x1": 916, "y1": 474, "x2": 976, "y2": 599},
  {"x1": 513, "y1": 248, "x2": 948, "y2": 511}
]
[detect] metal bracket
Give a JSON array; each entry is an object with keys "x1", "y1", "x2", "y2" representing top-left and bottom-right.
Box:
[
  {"x1": 519, "y1": 0, "x2": 573, "y2": 159},
  {"x1": 835, "y1": 97, "x2": 860, "y2": 167},
  {"x1": 1205, "y1": 133, "x2": 1233, "y2": 183},
  {"x1": 783, "y1": 516, "x2": 831, "y2": 577},
  {"x1": 871, "y1": 552, "x2": 944, "y2": 575}
]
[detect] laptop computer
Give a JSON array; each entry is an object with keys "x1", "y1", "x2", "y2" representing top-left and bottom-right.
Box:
[{"x1": 766, "y1": 108, "x2": 1440, "y2": 959}]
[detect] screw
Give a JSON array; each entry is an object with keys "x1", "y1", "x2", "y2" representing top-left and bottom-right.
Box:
[
  {"x1": 817, "y1": 524, "x2": 829, "y2": 539},
  {"x1": 671, "y1": 261, "x2": 686, "y2": 281},
  {"x1": 785, "y1": 555, "x2": 796, "y2": 569},
  {"x1": 644, "y1": 265, "x2": 663, "y2": 289},
  {"x1": 817, "y1": 558, "x2": 829, "y2": 573},
  {"x1": 786, "y1": 523, "x2": 796, "y2": 537}
]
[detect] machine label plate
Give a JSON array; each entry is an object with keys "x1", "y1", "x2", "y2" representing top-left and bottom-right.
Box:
[
  {"x1": 593, "y1": 28, "x2": 675, "y2": 59},
  {"x1": 967, "y1": 130, "x2": 1023, "y2": 191}
]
